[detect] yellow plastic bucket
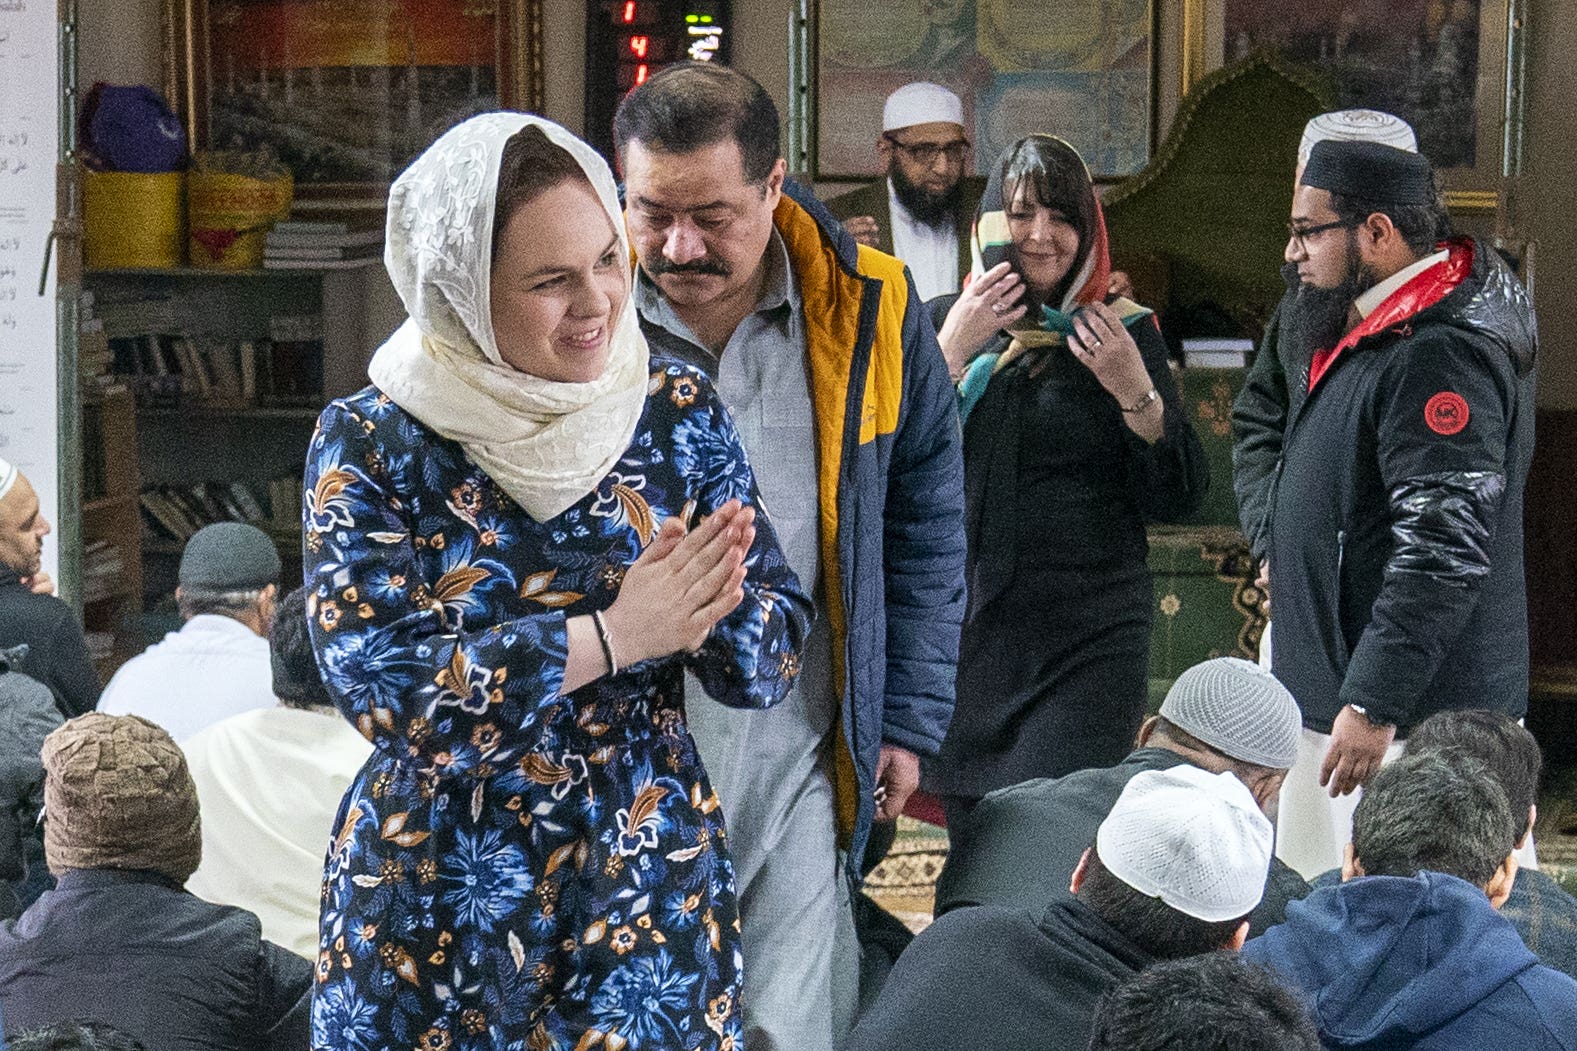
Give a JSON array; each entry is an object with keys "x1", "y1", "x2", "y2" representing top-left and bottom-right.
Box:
[
  {"x1": 83, "y1": 171, "x2": 185, "y2": 270},
  {"x1": 187, "y1": 171, "x2": 292, "y2": 270}
]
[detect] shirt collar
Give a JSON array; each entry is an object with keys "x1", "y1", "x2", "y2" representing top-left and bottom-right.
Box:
[
  {"x1": 1355, "y1": 249, "x2": 1451, "y2": 319},
  {"x1": 182, "y1": 612, "x2": 264, "y2": 639}
]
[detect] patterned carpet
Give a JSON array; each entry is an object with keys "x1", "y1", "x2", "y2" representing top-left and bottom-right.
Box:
[
  {"x1": 867, "y1": 763, "x2": 1577, "y2": 934},
  {"x1": 865, "y1": 817, "x2": 950, "y2": 934}
]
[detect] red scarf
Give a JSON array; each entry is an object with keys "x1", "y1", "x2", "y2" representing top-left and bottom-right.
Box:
[{"x1": 1307, "y1": 238, "x2": 1475, "y2": 392}]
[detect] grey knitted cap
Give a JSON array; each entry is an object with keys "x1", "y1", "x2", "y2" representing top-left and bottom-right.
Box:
[
  {"x1": 1159, "y1": 657, "x2": 1302, "y2": 769},
  {"x1": 178, "y1": 522, "x2": 281, "y2": 591}
]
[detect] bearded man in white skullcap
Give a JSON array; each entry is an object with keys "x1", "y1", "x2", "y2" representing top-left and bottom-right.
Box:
[
  {"x1": 0, "y1": 458, "x2": 98, "y2": 717},
  {"x1": 823, "y1": 82, "x2": 984, "y2": 300}
]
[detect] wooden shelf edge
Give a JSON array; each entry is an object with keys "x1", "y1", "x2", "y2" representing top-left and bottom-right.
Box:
[{"x1": 82, "y1": 493, "x2": 139, "y2": 513}]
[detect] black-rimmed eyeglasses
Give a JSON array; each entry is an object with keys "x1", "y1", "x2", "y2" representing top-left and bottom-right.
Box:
[
  {"x1": 884, "y1": 135, "x2": 971, "y2": 165},
  {"x1": 1286, "y1": 218, "x2": 1359, "y2": 249}
]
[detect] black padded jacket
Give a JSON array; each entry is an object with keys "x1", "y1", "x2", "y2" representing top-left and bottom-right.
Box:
[{"x1": 1266, "y1": 239, "x2": 1537, "y2": 733}]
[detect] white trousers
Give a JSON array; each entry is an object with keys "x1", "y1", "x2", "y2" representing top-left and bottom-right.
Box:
[
  {"x1": 1264, "y1": 624, "x2": 1537, "y2": 880},
  {"x1": 1276, "y1": 724, "x2": 1540, "y2": 880}
]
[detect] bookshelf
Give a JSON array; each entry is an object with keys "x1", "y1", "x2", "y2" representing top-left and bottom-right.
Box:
[
  {"x1": 80, "y1": 263, "x2": 393, "y2": 627},
  {"x1": 79, "y1": 385, "x2": 143, "y2": 681}
]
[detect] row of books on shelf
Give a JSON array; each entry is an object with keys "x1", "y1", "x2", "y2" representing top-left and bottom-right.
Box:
[
  {"x1": 264, "y1": 220, "x2": 382, "y2": 269},
  {"x1": 139, "y1": 479, "x2": 303, "y2": 544},
  {"x1": 81, "y1": 539, "x2": 126, "y2": 606},
  {"x1": 106, "y1": 328, "x2": 324, "y2": 407}
]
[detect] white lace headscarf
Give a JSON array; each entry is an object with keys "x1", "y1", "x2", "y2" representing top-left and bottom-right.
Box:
[{"x1": 368, "y1": 112, "x2": 649, "y2": 522}]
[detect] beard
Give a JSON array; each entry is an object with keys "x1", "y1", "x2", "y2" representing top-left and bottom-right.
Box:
[
  {"x1": 890, "y1": 164, "x2": 963, "y2": 227},
  {"x1": 1282, "y1": 237, "x2": 1379, "y2": 358}
]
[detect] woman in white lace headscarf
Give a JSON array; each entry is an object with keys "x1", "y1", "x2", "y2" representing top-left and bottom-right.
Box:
[{"x1": 302, "y1": 113, "x2": 810, "y2": 1049}]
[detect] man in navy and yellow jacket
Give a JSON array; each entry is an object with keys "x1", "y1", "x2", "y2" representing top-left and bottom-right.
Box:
[{"x1": 616, "y1": 64, "x2": 966, "y2": 1051}]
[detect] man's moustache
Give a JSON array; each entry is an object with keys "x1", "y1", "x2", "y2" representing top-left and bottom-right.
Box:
[{"x1": 647, "y1": 257, "x2": 731, "y2": 278}]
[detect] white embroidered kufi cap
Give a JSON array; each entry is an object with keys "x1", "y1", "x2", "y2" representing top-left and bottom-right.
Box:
[
  {"x1": 883, "y1": 82, "x2": 965, "y2": 132},
  {"x1": 1159, "y1": 657, "x2": 1302, "y2": 769},
  {"x1": 1299, "y1": 109, "x2": 1418, "y2": 165},
  {"x1": 1096, "y1": 766, "x2": 1274, "y2": 922}
]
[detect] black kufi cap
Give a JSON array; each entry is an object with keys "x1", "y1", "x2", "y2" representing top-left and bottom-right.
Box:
[{"x1": 1300, "y1": 139, "x2": 1436, "y2": 205}]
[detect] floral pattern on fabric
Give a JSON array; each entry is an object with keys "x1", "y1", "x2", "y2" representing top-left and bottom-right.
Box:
[{"x1": 304, "y1": 360, "x2": 810, "y2": 1050}]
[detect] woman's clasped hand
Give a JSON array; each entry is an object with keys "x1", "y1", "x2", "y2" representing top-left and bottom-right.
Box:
[{"x1": 604, "y1": 500, "x2": 757, "y2": 662}]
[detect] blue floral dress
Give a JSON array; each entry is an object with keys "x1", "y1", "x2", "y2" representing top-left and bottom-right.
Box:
[{"x1": 302, "y1": 360, "x2": 810, "y2": 1051}]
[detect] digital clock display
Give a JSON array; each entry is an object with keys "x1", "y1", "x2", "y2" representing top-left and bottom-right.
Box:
[{"x1": 585, "y1": 0, "x2": 731, "y2": 159}]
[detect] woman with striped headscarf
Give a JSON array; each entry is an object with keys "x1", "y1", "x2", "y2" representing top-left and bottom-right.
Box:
[{"x1": 921, "y1": 134, "x2": 1208, "y2": 830}]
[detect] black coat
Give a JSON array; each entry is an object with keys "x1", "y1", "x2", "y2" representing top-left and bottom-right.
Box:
[
  {"x1": 1231, "y1": 280, "x2": 1298, "y2": 562},
  {"x1": 0, "y1": 869, "x2": 312, "y2": 1050},
  {"x1": 921, "y1": 297, "x2": 1208, "y2": 797},
  {"x1": 0, "y1": 573, "x2": 100, "y2": 719},
  {"x1": 933, "y1": 748, "x2": 1309, "y2": 937},
  {"x1": 843, "y1": 899, "x2": 1154, "y2": 1051},
  {"x1": 1267, "y1": 240, "x2": 1537, "y2": 733}
]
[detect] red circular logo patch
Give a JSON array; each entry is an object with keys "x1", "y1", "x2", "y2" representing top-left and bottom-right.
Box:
[{"x1": 1424, "y1": 391, "x2": 1470, "y2": 435}]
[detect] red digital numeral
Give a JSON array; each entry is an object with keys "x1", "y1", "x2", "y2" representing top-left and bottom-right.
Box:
[
  {"x1": 629, "y1": 35, "x2": 649, "y2": 58},
  {"x1": 622, "y1": 1, "x2": 636, "y2": 23}
]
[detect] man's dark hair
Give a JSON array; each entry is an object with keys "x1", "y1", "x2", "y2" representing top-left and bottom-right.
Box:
[
  {"x1": 1087, "y1": 951, "x2": 1321, "y2": 1050},
  {"x1": 11, "y1": 1021, "x2": 149, "y2": 1051},
  {"x1": 1407, "y1": 709, "x2": 1542, "y2": 843},
  {"x1": 1148, "y1": 717, "x2": 1284, "y2": 784},
  {"x1": 1078, "y1": 849, "x2": 1249, "y2": 960},
  {"x1": 613, "y1": 62, "x2": 780, "y2": 183},
  {"x1": 1328, "y1": 186, "x2": 1453, "y2": 256},
  {"x1": 1351, "y1": 751, "x2": 1515, "y2": 887},
  {"x1": 493, "y1": 124, "x2": 589, "y2": 261},
  {"x1": 271, "y1": 584, "x2": 333, "y2": 711}
]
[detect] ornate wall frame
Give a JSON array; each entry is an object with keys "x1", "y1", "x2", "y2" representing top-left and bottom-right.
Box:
[
  {"x1": 163, "y1": 0, "x2": 545, "y2": 211},
  {"x1": 1180, "y1": 0, "x2": 1527, "y2": 214}
]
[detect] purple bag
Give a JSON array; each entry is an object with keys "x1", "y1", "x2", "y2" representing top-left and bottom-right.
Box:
[{"x1": 85, "y1": 84, "x2": 186, "y2": 173}]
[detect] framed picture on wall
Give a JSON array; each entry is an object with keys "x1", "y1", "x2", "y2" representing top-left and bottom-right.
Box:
[
  {"x1": 163, "y1": 0, "x2": 545, "y2": 211},
  {"x1": 1182, "y1": 0, "x2": 1520, "y2": 211},
  {"x1": 813, "y1": 0, "x2": 1156, "y2": 183}
]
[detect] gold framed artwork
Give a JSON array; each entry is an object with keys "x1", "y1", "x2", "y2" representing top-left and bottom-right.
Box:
[
  {"x1": 1181, "y1": 0, "x2": 1524, "y2": 212},
  {"x1": 163, "y1": 0, "x2": 545, "y2": 211},
  {"x1": 813, "y1": 0, "x2": 1157, "y2": 183}
]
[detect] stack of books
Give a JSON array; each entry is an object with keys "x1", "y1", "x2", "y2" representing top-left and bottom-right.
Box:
[
  {"x1": 264, "y1": 220, "x2": 383, "y2": 269},
  {"x1": 139, "y1": 477, "x2": 301, "y2": 543},
  {"x1": 81, "y1": 539, "x2": 126, "y2": 605},
  {"x1": 1181, "y1": 338, "x2": 1254, "y2": 369}
]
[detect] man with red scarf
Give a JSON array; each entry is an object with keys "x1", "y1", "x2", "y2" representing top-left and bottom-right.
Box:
[{"x1": 1267, "y1": 139, "x2": 1537, "y2": 878}]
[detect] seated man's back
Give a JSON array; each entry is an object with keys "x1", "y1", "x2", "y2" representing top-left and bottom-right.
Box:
[
  {"x1": 0, "y1": 869, "x2": 311, "y2": 1049},
  {"x1": 1244, "y1": 751, "x2": 1577, "y2": 1049},
  {"x1": 848, "y1": 766, "x2": 1275, "y2": 1051},
  {"x1": 1245, "y1": 871, "x2": 1577, "y2": 1049},
  {"x1": 0, "y1": 712, "x2": 312, "y2": 1051},
  {"x1": 845, "y1": 903, "x2": 1148, "y2": 1051},
  {"x1": 185, "y1": 707, "x2": 370, "y2": 956},
  {"x1": 98, "y1": 523, "x2": 282, "y2": 741}
]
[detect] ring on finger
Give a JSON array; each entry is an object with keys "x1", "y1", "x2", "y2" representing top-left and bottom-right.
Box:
[{"x1": 991, "y1": 302, "x2": 1003, "y2": 314}]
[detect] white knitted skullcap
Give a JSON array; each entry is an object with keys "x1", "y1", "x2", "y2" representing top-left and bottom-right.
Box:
[
  {"x1": 0, "y1": 458, "x2": 17, "y2": 502},
  {"x1": 1159, "y1": 657, "x2": 1302, "y2": 769},
  {"x1": 1097, "y1": 766, "x2": 1273, "y2": 922},
  {"x1": 883, "y1": 82, "x2": 964, "y2": 132},
  {"x1": 1299, "y1": 110, "x2": 1418, "y2": 165}
]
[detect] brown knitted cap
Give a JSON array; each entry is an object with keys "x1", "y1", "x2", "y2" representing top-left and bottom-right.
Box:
[{"x1": 41, "y1": 713, "x2": 202, "y2": 882}]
